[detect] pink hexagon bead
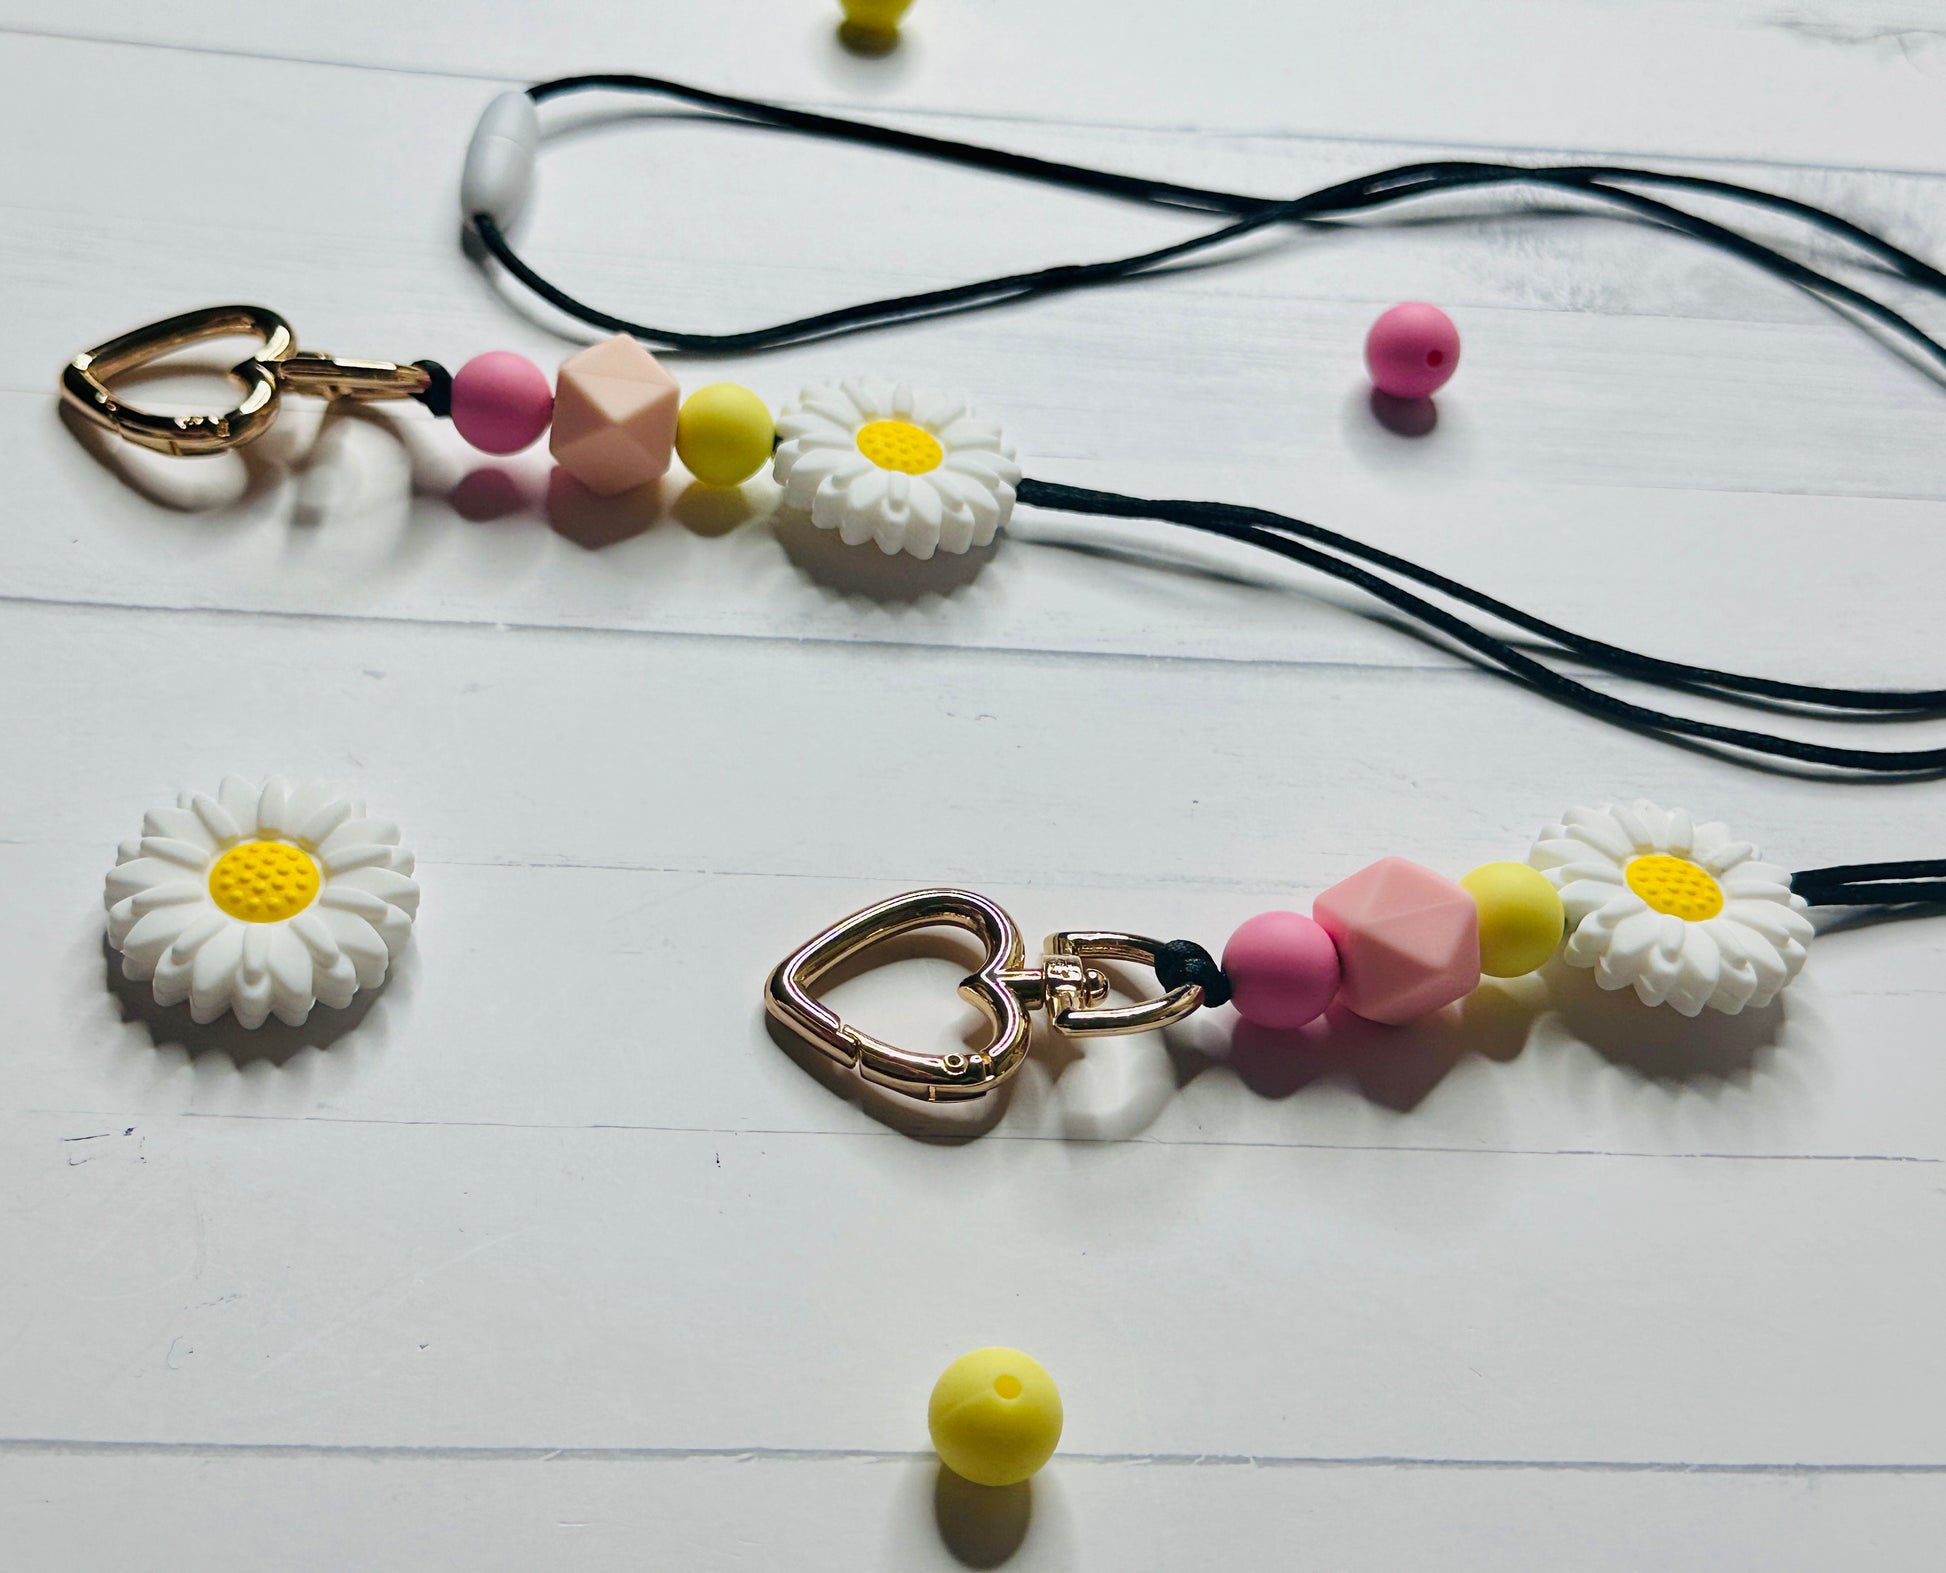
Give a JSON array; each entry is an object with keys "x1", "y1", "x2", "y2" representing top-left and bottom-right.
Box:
[
  {"x1": 450, "y1": 351, "x2": 555, "y2": 454},
  {"x1": 1222, "y1": 910, "x2": 1341, "y2": 1030},
  {"x1": 1365, "y1": 303, "x2": 1460, "y2": 400},
  {"x1": 549, "y1": 334, "x2": 681, "y2": 496},
  {"x1": 1312, "y1": 857, "x2": 1480, "y2": 1025}
]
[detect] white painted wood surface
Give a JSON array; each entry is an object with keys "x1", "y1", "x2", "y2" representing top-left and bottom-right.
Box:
[{"x1": 3, "y1": 4, "x2": 1945, "y2": 1567}]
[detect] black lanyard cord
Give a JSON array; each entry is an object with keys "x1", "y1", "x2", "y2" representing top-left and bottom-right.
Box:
[
  {"x1": 1015, "y1": 482, "x2": 1944, "y2": 714},
  {"x1": 477, "y1": 75, "x2": 1946, "y2": 367},
  {"x1": 1791, "y1": 860, "x2": 1946, "y2": 905},
  {"x1": 1015, "y1": 478, "x2": 1946, "y2": 777},
  {"x1": 471, "y1": 75, "x2": 1946, "y2": 776}
]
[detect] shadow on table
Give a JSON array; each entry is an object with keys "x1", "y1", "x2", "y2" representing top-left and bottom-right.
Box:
[
  {"x1": 59, "y1": 384, "x2": 294, "y2": 514},
  {"x1": 1215, "y1": 982, "x2": 1537, "y2": 1110},
  {"x1": 62, "y1": 376, "x2": 479, "y2": 572},
  {"x1": 768, "y1": 926, "x2": 1791, "y2": 1142},
  {"x1": 1019, "y1": 961, "x2": 1789, "y2": 1146},
  {"x1": 670, "y1": 479, "x2": 770, "y2": 539},
  {"x1": 762, "y1": 925, "x2": 1019, "y2": 1143},
  {"x1": 772, "y1": 504, "x2": 998, "y2": 602},
  {"x1": 539, "y1": 466, "x2": 664, "y2": 549},
  {"x1": 1366, "y1": 386, "x2": 1440, "y2": 437},
  {"x1": 1538, "y1": 957, "x2": 1787, "y2": 1082},
  {"x1": 103, "y1": 933, "x2": 405, "y2": 1068},
  {"x1": 933, "y1": 1463, "x2": 1033, "y2": 1569},
  {"x1": 1811, "y1": 902, "x2": 1946, "y2": 939},
  {"x1": 1202, "y1": 956, "x2": 1784, "y2": 1104}
]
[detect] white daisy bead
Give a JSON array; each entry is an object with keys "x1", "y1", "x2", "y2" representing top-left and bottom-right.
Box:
[
  {"x1": 772, "y1": 377, "x2": 1020, "y2": 559},
  {"x1": 105, "y1": 776, "x2": 420, "y2": 1029},
  {"x1": 1528, "y1": 799, "x2": 1813, "y2": 1017}
]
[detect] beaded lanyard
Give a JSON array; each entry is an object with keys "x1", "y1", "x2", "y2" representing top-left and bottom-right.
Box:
[
  {"x1": 447, "y1": 86, "x2": 1946, "y2": 774},
  {"x1": 68, "y1": 81, "x2": 1946, "y2": 1039},
  {"x1": 460, "y1": 84, "x2": 1946, "y2": 1070},
  {"x1": 63, "y1": 318, "x2": 1946, "y2": 777},
  {"x1": 60, "y1": 77, "x2": 1946, "y2": 773},
  {"x1": 765, "y1": 801, "x2": 1946, "y2": 1101},
  {"x1": 450, "y1": 77, "x2": 1937, "y2": 777}
]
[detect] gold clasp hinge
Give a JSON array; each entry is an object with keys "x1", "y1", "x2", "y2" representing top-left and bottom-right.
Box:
[
  {"x1": 765, "y1": 888, "x2": 1207, "y2": 1103},
  {"x1": 61, "y1": 305, "x2": 431, "y2": 457}
]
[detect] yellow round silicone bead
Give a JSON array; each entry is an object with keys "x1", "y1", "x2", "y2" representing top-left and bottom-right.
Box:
[
  {"x1": 927, "y1": 1347, "x2": 1063, "y2": 1487},
  {"x1": 841, "y1": 0, "x2": 914, "y2": 30},
  {"x1": 1460, "y1": 861, "x2": 1566, "y2": 978},
  {"x1": 674, "y1": 383, "x2": 775, "y2": 487}
]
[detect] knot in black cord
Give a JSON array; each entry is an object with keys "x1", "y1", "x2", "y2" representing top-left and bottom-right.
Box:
[
  {"x1": 1154, "y1": 939, "x2": 1231, "y2": 1008},
  {"x1": 411, "y1": 359, "x2": 453, "y2": 419}
]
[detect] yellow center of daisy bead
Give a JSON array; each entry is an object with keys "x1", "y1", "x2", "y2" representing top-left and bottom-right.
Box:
[
  {"x1": 855, "y1": 419, "x2": 943, "y2": 474},
  {"x1": 207, "y1": 839, "x2": 322, "y2": 923},
  {"x1": 1624, "y1": 853, "x2": 1725, "y2": 922}
]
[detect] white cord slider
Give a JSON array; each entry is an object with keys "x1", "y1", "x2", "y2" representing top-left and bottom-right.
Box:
[{"x1": 461, "y1": 91, "x2": 539, "y2": 230}]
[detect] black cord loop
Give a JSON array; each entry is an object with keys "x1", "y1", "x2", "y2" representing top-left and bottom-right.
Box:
[
  {"x1": 472, "y1": 75, "x2": 1946, "y2": 778},
  {"x1": 1154, "y1": 939, "x2": 1232, "y2": 1008},
  {"x1": 474, "y1": 74, "x2": 1946, "y2": 369},
  {"x1": 1014, "y1": 477, "x2": 1946, "y2": 776},
  {"x1": 410, "y1": 359, "x2": 453, "y2": 419}
]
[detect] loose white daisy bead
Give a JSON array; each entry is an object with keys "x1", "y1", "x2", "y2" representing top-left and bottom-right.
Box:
[
  {"x1": 1528, "y1": 799, "x2": 1813, "y2": 1017},
  {"x1": 772, "y1": 377, "x2": 1020, "y2": 559},
  {"x1": 104, "y1": 776, "x2": 420, "y2": 1029}
]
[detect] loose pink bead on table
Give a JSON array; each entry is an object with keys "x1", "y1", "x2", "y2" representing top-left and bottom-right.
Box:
[
  {"x1": 1222, "y1": 910, "x2": 1342, "y2": 1030},
  {"x1": 1364, "y1": 303, "x2": 1460, "y2": 400},
  {"x1": 450, "y1": 351, "x2": 555, "y2": 454}
]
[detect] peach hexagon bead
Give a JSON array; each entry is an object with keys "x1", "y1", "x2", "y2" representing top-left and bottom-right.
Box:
[
  {"x1": 549, "y1": 334, "x2": 681, "y2": 496},
  {"x1": 1312, "y1": 856, "x2": 1481, "y2": 1025}
]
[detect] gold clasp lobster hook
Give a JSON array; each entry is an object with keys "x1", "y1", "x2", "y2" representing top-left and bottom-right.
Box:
[
  {"x1": 61, "y1": 304, "x2": 432, "y2": 457},
  {"x1": 765, "y1": 888, "x2": 1208, "y2": 1103}
]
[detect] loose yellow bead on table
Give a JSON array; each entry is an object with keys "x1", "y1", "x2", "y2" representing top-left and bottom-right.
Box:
[
  {"x1": 927, "y1": 1347, "x2": 1063, "y2": 1487},
  {"x1": 674, "y1": 383, "x2": 775, "y2": 488},
  {"x1": 840, "y1": 0, "x2": 914, "y2": 31},
  {"x1": 1460, "y1": 861, "x2": 1566, "y2": 978}
]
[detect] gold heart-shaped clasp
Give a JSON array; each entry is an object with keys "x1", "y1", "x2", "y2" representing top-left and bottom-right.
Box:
[
  {"x1": 62, "y1": 305, "x2": 435, "y2": 457},
  {"x1": 62, "y1": 305, "x2": 297, "y2": 456},
  {"x1": 766, "y1": 888, "x2": 1036, "y2": 1102},
  {"x1": 765, "y1": 888, "x2": 1209, "y2": 1103}
]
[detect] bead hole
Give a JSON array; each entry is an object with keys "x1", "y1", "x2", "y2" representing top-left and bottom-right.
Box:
[
  {"x1": 993, "y1": 1374, "x2": 1023, "y2": 1400},
  {"x1": 1426, "y1": 350, "x2": 1445, "y2": 367}
]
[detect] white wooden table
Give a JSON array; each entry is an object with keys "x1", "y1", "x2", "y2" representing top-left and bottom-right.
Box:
[{"x1": 4, "y1": 4, "x2": 1945, "y2": 1566}]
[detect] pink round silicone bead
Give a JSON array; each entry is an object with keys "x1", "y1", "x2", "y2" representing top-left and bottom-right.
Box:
[
  {"x1": 450, "y1": 351, "x2": 555, "y2": 454},
  {"x1": 1222, "y1": 910, "x2": 1342, "y2": 1030},
  {"x1": 1364, "y1": 303, "x2": 1460, "y2": 400}
]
